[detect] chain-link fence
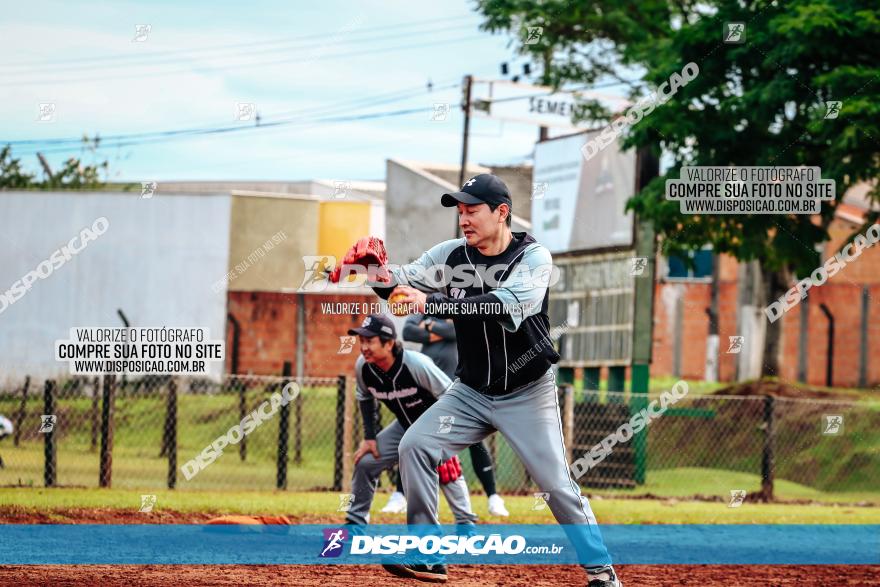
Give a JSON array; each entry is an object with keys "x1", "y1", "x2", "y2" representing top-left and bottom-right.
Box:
[
  {"x1": 563, "y1": 389, "x2": 878, "y2": 500},
  {"x1": 0, "y1": 373, "x2": 346, "y2": 491},
  {"x1": 1, "y1": 374, "x2": 877, "y2": 502}
]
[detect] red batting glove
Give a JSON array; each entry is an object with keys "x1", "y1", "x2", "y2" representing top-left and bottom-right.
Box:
[
  {"x1": 328, "y1": 236, "x2": 391, "y2": 284},
  {"x1": 436, "y1": 455, "x2": 462, "y2": 485}
]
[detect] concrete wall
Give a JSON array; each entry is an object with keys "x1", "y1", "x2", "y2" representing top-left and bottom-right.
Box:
[
  {"x1": 0, "y1": 191, "x2": 231, "y2": 383},
  {"x1": 158, "y1": 180, "x2": 385, "y2": 203},
  {"x1": 490, "y1": 164, "x2": 534, "y2": 222},
  {"x1": 385, "y1": 160, "x2": 465, "y2": 265},
  {"x1": 227, "y1": 194, "x2": 320, "y2": 292}
]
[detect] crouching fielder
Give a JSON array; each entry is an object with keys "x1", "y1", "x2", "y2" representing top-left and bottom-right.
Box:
[{"x1": 343, "y1": 313, "x2": 477, "y2": 531}]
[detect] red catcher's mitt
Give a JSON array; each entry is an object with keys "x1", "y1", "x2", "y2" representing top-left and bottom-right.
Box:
[
  {"x1": 329, "y1": 236, "x2": 391, "y2": 284},
  {"x1": 437, "y1": 455, "x2": 462, "y2": 484}
]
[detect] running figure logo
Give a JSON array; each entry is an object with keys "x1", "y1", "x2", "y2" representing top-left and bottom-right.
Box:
[
  {"x1": 437, "y1": 415, "x2": 454, "y2": 434},
  {"x1": 727, "y1": 336, "x2": 744, "y2": 354},
  {"x1": 337, "y1": 494, "x2": 354, "y2": 512},
  {"x1": 728, "y1": 489, "x2": 746, "y2": 508},
  {"x1": 531, "y1": 492, "x2": 550, "y2": 511},
  {"x1": 319, "y1": 528, "x2": 349, "y2": 558},
  {"x1": 630, "y1": 257, "x2": 647, "y2": 276},
  {"x1": 824, "y1": 101, "x2": 842, "y2": 119},
  {"x1": 822, "y1": 415, "x2": 843, "y2": 435},
  {"x1": 39, "y1": 415, "x2": 57, "y2": 433},
  {"x1": 299, "y1": 256, "x2": 335, "y2": 291},
  {"x1": 524, "y1": 27, "x2": 543, "y2": 44},
  {"x1": 724, "y1": 23, "x2": 745, "y2": 43},
  {"x1": 338, "y1": 336, "x2": 356, "y2": 354},
  {"x1": 139, "y1": 495, "x2": 157, "y2": 513},
  {"x1": 141, "y1": 181, "x2": 158, "y2": 199}
]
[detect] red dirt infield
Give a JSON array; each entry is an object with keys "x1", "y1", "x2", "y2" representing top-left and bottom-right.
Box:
[{"x1": 1, "y1": 508, "x2": 876, "y2": 586}]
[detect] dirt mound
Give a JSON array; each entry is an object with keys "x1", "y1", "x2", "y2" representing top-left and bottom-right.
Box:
[
  {"x1": 712, "y1": 380, "x2": 855, "y2": 400},
  {"x1": 0, "y1": 505, "x2": 214, "y2": 524}
]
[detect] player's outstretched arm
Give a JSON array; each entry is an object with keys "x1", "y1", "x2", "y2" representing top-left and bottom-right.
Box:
[
  {"x1": 426, "y1": 318, "x2": 456, "y2": 341},
  {"x1": 372, "y1": 238, "x2": 464, "y2": 300},
  {"x1": 352, "y1": 356, "x2": 380, "y2": 464},
  {"x1": 402, "y1": 313, "x2": 430, "y2": 343}
]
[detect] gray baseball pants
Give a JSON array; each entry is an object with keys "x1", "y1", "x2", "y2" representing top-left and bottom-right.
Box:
[
  {"x1": 345, "y1": 418, "x2": 477, "y2": 526},
  {"x1": 398, "y1": 368, "x2": 613, "y2": 570}
]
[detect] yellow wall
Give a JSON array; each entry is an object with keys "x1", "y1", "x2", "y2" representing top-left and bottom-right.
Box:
[
  {"x1": 318, "y1": 201, "x2": 372, "y2": 259},
  {"x1": 227, "y1": 196, "x2": 373, "y2": 292}
]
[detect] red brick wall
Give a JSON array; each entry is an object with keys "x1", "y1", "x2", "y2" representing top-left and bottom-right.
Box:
[
  {"x1": 775, "y1": 283, "x2": 880, "y2": 388},
  {"x1": 227, "y1": 227, "x2": 880, "y2": 388},
  {"x1": 226, "y1": 291, "x2": 376, "y2": 377},
  {"x1": 649, "y1": 257, "x2": 880, "y2": 388},
  {"x1": 650, "y1": 281, "x2": 740, "y2": 381}
]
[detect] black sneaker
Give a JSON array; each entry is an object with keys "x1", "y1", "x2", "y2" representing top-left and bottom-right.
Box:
[
  {"x1": 382, "y1": 562, "x2": 448, "y2": 583},
  {"x1": 587, "y1": 566, "x2": 621, "y2": 587}
]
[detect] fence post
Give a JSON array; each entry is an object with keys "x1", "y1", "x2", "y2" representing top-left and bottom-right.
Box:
[
  {"x1": 333, "y1": 375, "x2": 346, "y2": 491},
  {"x1": 99, "y1": 374, "x2": 116, "y2": 488},
  {"x1": 631, "y1": 365, "x2": 650, "y2": 485},
  {"x1": 90, "y1": 376, "x2": 100, "y2": 451},
  {"x1": 608, "y1": 366, "x2": 625, "y2": 404},
  {"x1": 166, "y1": 378, "x2": 178, "y2": 489},
  {"x1": 160, "y1": 380, "x2": 170, "y2": 458},
  {"x1": 237, "y1": 378, "x2": 247, "y2": 462},
  {"x1": 13, "y1": 376, "x2": 29, "y2": 447},
  {"x1": 294, "y1": 383, "x2": 303, "y2": 465},
  {"x1": 583, "y1": 367, "x2": 600, "y2": 403},
  {"x1": 276, "y1": 362, "x2": 292, "y2": 490},
  {"x1": 43, "y1": 380, "x2": 56, "y2": 487},
  {"x1": 858, "y1": 286, "x2": 869, "y2": 388},
  {"x1": 562, "y1": 386, "x2": 574, "y2": 465},
  {"x1": 760, "y1": 395, "x2": 775, "y2": 501},
  {"x1": 342, "y1": 376, "x2": 354, "y2": 493}
]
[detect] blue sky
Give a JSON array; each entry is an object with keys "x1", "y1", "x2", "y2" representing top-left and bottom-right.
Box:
[{"x1": 0, "y1": 0, "x2": 585, "y2": 182}]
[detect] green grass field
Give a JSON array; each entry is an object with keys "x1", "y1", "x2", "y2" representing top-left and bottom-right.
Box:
[
  {"x1": 2, "y1": 378, "x2": 877, "y2": 501},
  {"x1": 2, "y1": 487, "x2": 878, "y2": 525},
  {"x1": 0, "y1": 385, "x2": 340, "y2": 491}
]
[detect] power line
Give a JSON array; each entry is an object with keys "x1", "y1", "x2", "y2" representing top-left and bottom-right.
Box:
[
  {"x1": 4, "y1": 81, "x2": 460, "y2": 147},
  {"x1": 0, "y1": 34, "x2": 484, "y2": 86},
  {"x1": 0, "y1": 14, "x2": 475, "y2": 70},
  {"x1": 20, "y1": 105, "x2": 439, "y2": 155},
  {"x1": 4, "y1": 78, "x2": 633, "y2": 156},
  {"x1": 0, "y1": 22, "x2": 467, "y2": 77}
]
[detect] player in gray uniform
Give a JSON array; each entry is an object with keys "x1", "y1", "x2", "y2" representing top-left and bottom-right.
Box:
[
  {"x1": 377, "y1": 314, "x2": 509, "y2": 518},
  {"x1": 369, "y1": 174, "x2": 620, "y2": 586},
  {"x1": 0, "y1": 414, "x2": 13, "y2": 469},
  {"x1": 343, "y1": 313, "x2": 477, "y2": 530}
]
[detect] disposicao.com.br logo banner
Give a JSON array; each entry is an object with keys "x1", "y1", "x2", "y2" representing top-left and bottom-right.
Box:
[{"x1": 0, "y1": 525, "x2": 876, "y2": 566}]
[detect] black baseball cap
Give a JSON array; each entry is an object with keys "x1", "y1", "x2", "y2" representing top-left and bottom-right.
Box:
[
  {"x1": 347, "y1": 314, "x2": 396, "y2": 338},
  {"x1": 441, "y1": 173, "x2": 512, "y2": 208}
]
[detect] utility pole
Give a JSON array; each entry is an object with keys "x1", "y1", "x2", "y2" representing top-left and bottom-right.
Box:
[
  {"x1": 538, "y1": 52, "x2": 551, "y2": 142},
  {"x1": 455, "y1": 75, "x2": 473, "y2": 239}
]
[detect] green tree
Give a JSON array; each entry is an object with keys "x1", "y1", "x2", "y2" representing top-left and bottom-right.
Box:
[
  {"x1": 0, "y1": 146, "x2": 36, "y2": 188},
  {"x1": 0, "y1": 137, "x2": 109, "y2": 190},
  {"x1": 476, "y1": 0, "x2": 880, "y2": 378}
]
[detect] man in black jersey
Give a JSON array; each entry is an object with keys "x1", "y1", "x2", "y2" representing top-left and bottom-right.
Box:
[
  {"x1": 343, "y1": 313, "x2": 478, "y2": 533},
  {"x1": 342, "y1": 175, "x2": 619, "y2": 586}
]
